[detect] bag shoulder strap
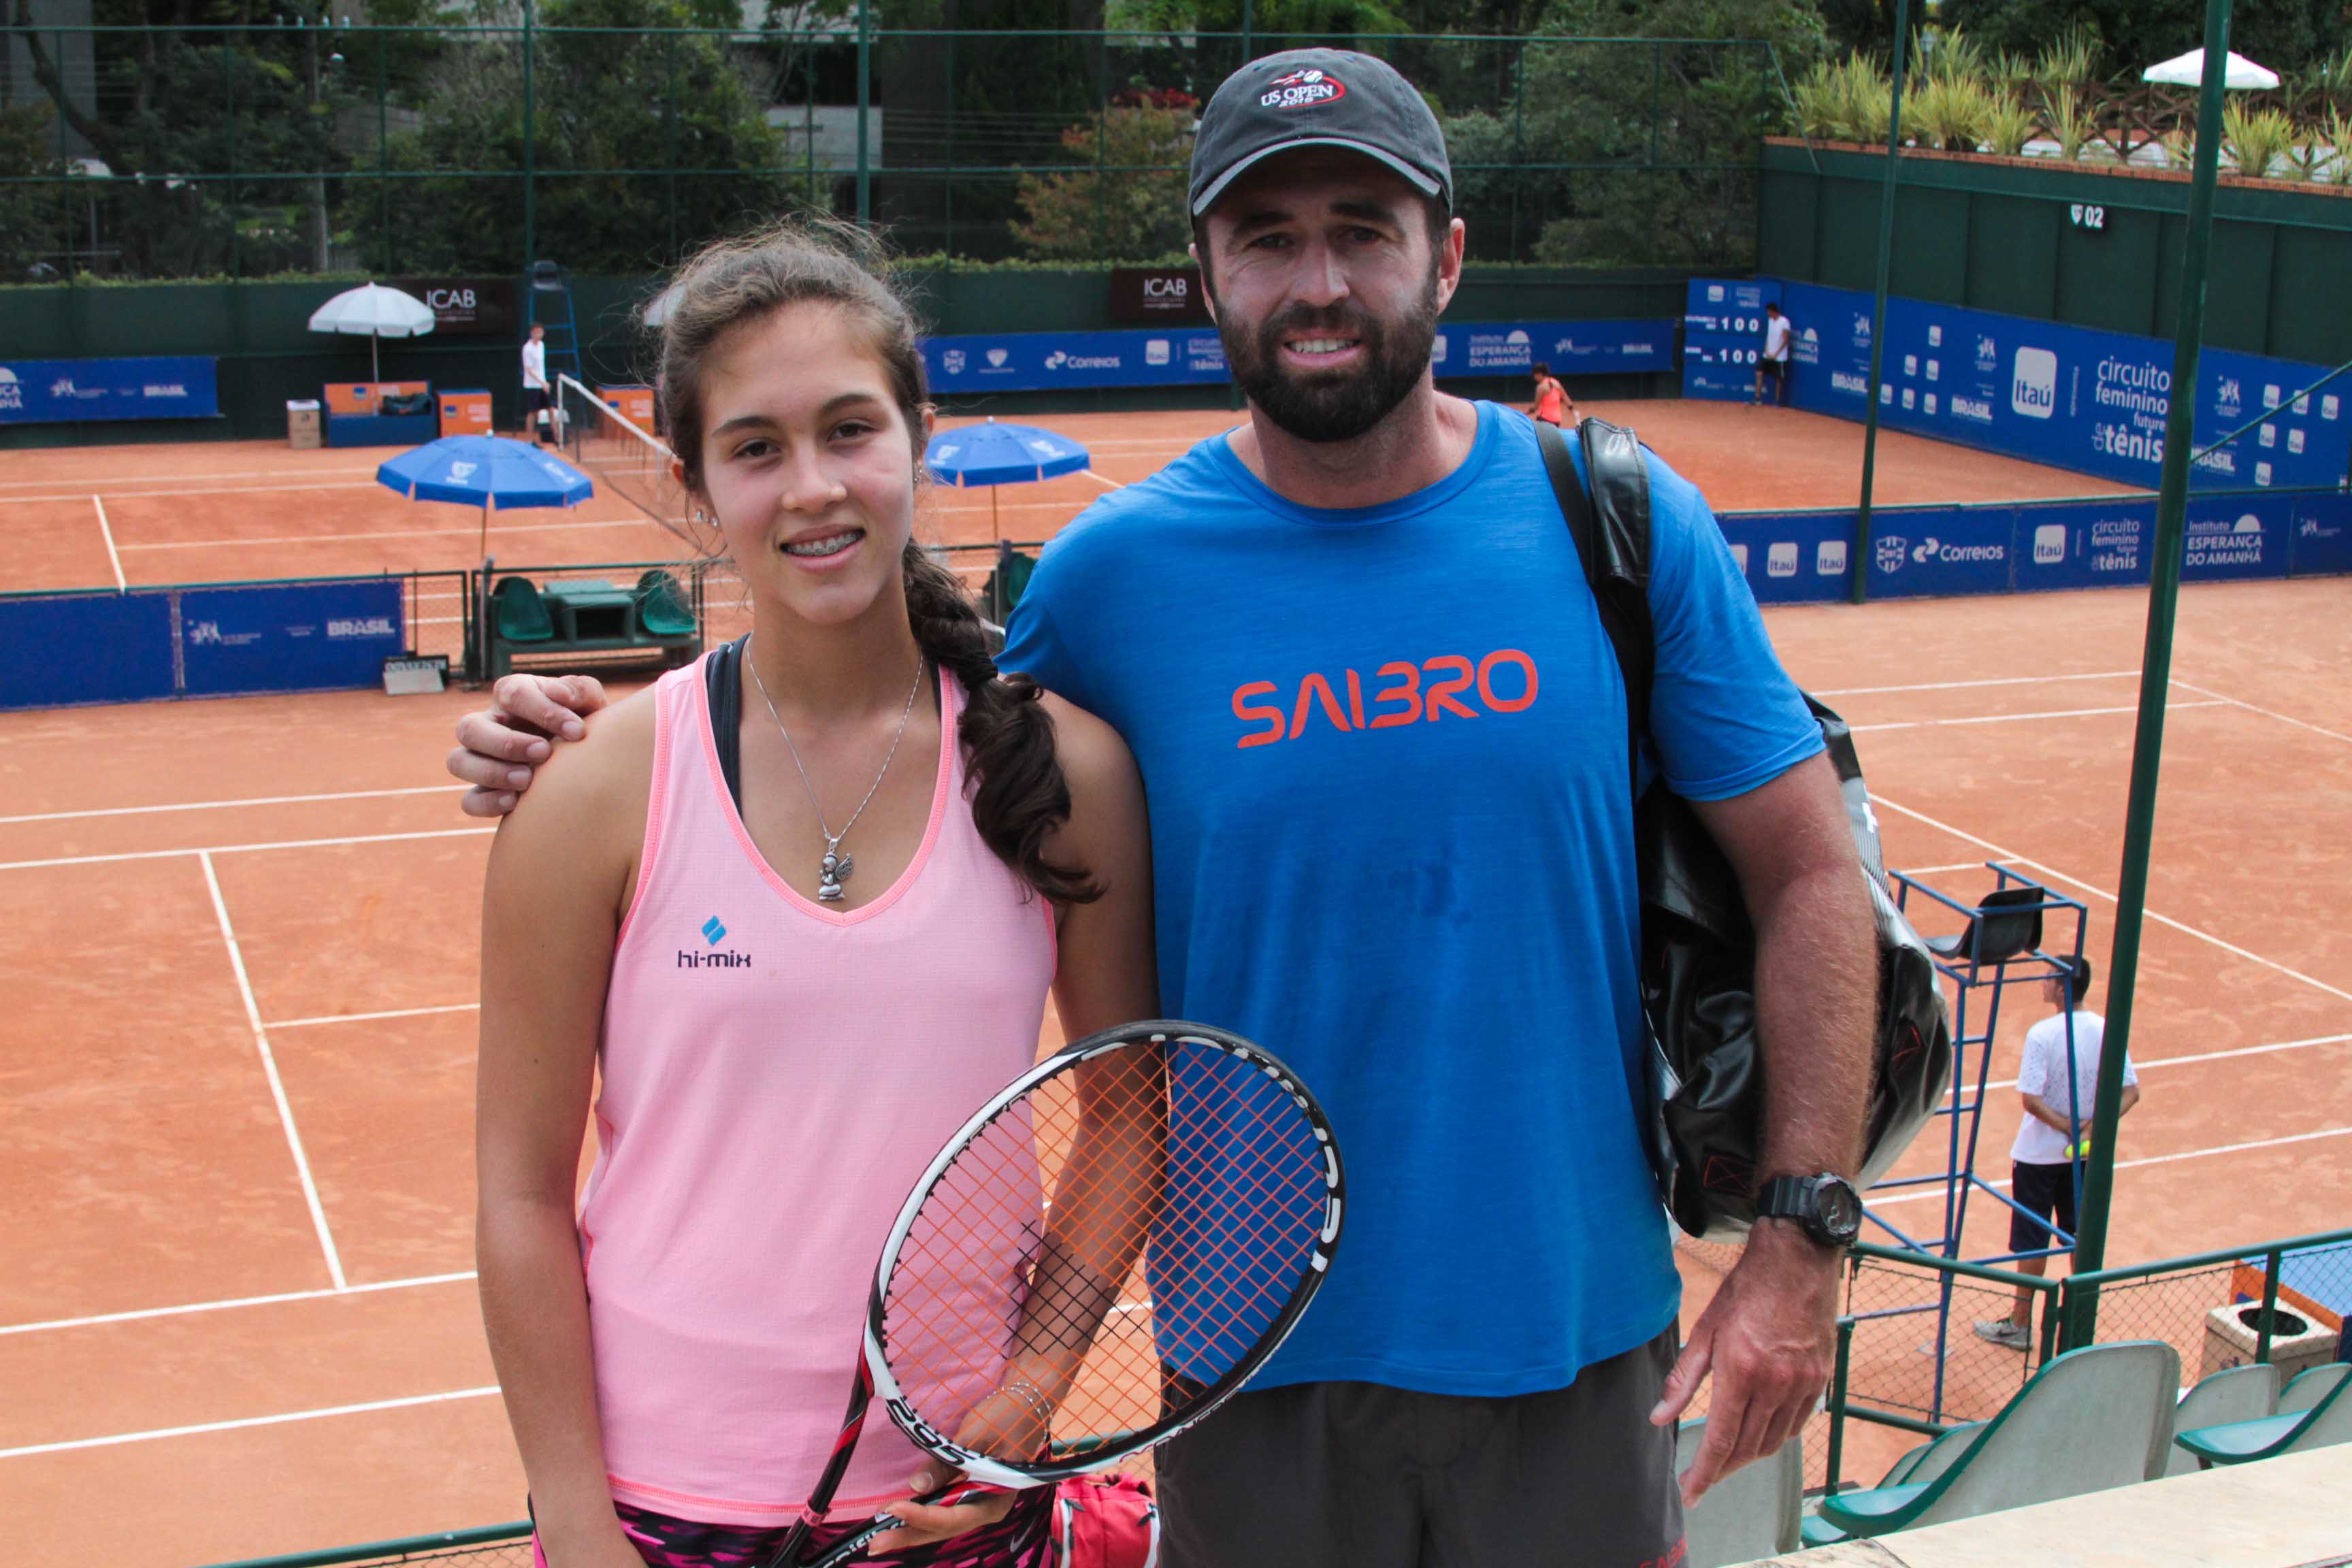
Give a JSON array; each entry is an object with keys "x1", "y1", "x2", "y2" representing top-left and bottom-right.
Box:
[{"x1": 1534, "y1": 416, "x2": 1656, "y2": 788}]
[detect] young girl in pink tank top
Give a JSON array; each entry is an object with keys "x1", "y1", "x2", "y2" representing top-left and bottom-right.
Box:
[{"x1": 476, "y1": 222, "x2": 1157, "y2": 1568}]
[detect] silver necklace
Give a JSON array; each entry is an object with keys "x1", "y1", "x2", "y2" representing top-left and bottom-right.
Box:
[{"x1": 744, "y1": 636, "x2": 927, "y2": 902}]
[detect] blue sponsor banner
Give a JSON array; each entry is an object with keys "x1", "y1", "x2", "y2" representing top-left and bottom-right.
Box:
[
  {"x1": 1772, "y1": 280, "x2": 2352, "y2": 493},
  {"x1": 0, "y1": 355, "x2": 219, "y2": 424},
  {"x1": 2292, "y1": 492, "x2": 2352, "y2": 576},
  {"x1": 1716, "y1": 509, "x2": 1854, "y2": 603},
  {"x1": 924, "y1": 328, "x2": 1227, "y2": 393},
  {"x1": 919, "y1": 318, "x2": 1673, "y2": 395},
  {"x1": 0, "y1": 593, "x2": 178, "y2": 710},
  {"x1": 2010, "y1": 496, "x2": 2159, "y2": 592},
  {"x1": 2179, "y1": 491, "x2": 2298, "y2": 583},
  {"x1": 179, "y1": 579, "x2": 406, "y2": 697},
  {"x1": 1683, "y1": 278, "x2": 1778, "y2": 401},
  {"x1": 1860, "y1": 505, "x2": 2018, "y2": 599},
  {"x1": 1433, "y1": 318, "x2": 1676, "y2": 379}
]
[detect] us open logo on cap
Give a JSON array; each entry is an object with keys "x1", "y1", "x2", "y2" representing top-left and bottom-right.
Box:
[{"x1": 1262, "y1": 67, "x2": 1347, "y2": 109}]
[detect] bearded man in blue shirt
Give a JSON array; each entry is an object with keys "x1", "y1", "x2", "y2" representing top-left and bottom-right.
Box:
[{"x1": 451, "y1": 48, "x2": 1877, "y2": 1568}]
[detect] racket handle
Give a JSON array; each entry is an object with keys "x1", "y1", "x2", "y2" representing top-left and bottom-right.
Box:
[{"x1": 796, "y1": 1483, "x2": 989, "y2": 1568}]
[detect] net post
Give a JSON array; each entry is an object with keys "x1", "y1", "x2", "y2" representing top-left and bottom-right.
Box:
[{"x1": 2069, "y1": 0, "x2": 2236, "y2": 1345}]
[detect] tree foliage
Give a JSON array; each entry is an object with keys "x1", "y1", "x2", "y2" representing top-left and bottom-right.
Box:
[
  {"x1": 1935, "y1": 0, "x2": 2349, "y2": 78},
  {"x1": 343, "y1": 0, "x2": 802, "y2": 273},
  {"x1": 1010, "y1": 92, "x2": 1195, "y2": 261},
  {"x1": 1444, "y1": 0, "x2": 1824, "y2": 267}
]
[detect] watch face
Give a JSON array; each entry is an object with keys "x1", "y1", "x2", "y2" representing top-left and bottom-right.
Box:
[{"x1": 1816, "y1": 1178, "x2": 1862, "y2": 1241}]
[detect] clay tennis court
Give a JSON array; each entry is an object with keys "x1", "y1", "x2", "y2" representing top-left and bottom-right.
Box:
[{"x1": 2, "y1": 402, "x2": 2346, "y2": 1565}]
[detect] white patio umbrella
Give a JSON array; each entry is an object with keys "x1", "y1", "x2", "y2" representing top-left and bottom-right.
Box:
[
  {"x1": 2142, "y1": 48, "x2": 2281, "y2": 90},
  {"x1": 308, "y1": 282, "x2": 437, "y2": 383}
]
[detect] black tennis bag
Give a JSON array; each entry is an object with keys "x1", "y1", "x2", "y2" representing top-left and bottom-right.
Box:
[{"x1": 1537, "y1": 419, "x2": 1952, "y2": 1241}]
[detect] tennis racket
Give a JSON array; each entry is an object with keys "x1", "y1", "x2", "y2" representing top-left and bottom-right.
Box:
[{"x1": 762, "y1": 1019, "x2": 1345, "y2": 1568}]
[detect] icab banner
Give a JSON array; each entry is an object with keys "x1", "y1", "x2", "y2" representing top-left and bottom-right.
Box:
[{"x1": 1773, "y1": 279, "x2": 2352, "y2": 493}]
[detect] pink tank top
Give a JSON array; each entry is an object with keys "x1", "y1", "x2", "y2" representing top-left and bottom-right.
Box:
[{"x1": 581, "y1": 657, "x2": 1058, "y2": 1525}]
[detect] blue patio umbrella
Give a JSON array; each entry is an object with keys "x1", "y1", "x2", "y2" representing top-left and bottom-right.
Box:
[
  {"x1": 925, "y1": 418, "x2": 1091, "y2": 540},
  {"x1": 377, "y1": 434, "x2": 595, "y2": 555}
]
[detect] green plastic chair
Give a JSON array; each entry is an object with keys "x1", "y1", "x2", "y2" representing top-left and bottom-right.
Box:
[
  {"x1": 1799, "y1": 1418, "x2": 1987, "y2": 1548},
  {"x1": 1816, "y1": 1341, "x2": 2178, "y2": 1539},
  {"x1": 979, "y1": 545, "x2": 1038, "y2": 623},
  {"x1": 635, "y1": 570, "x2": 696, "y2": 638},
  {"x1": 1673, "y1": 1420, "x2": 1801, "y2": 1567},
  {"x1": 2174, "y1": 1364, "x2": 2352, "y2": 1467},
  {"x1": 493, "y1": 576, "x2": 555, "y2": 642},
  {"x1": 2278, "y1": 1362, "x2": 2350, "y2": 1415},
  {"x1": 2163, "y1": 1365, "x2": 2280, "y2": 1477}
]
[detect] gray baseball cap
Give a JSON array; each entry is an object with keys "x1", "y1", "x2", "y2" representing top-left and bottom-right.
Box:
[{"x1": 1188, "y1": 49, "x2": 1452, "y2": 218}]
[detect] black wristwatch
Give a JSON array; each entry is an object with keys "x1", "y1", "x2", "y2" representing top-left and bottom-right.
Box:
[{"x1": 1755, "y1": 1173, "x2": 1863, "y2": 1250}]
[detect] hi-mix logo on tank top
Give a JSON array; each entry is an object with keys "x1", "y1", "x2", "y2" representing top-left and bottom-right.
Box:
[
  {"x1": 1229, "y1": 648, "x2": 1539, "y2": 748},
  {"x1": 678, "y1": 914, "x2": 751, "y2": 969}
]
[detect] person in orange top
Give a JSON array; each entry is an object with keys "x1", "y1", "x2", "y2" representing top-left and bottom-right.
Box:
[{"x1": 1529, "y1": 362, "x2": 1576, "y2": 427}]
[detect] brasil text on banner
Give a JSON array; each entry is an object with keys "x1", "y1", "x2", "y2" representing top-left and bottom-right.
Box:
[{"x1": 0, "y1": 356, "x2": 220, "y2": 424}]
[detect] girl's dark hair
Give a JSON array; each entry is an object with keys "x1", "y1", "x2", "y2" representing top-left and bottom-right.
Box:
[{"x1": 656, "y1": 217, "x2": 1098, "y2": 904}]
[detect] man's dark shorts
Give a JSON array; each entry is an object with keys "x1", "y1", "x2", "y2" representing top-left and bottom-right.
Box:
[
  {"x1": 1156, "y1": 1325, "x2": 1684, "y2": 1568},
  {"x1": 2010, "y1": 1158, "x2": 2083, "y2": 1253}
]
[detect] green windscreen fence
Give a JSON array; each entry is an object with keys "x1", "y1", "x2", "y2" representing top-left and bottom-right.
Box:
[{"x1": 1, "y1": 26, "x2": 1780, "y2": 280}]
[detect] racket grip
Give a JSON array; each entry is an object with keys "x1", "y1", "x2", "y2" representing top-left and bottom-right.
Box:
[{"x1": 800, "y1": 1484, "x2": 987, "y2": 1568}]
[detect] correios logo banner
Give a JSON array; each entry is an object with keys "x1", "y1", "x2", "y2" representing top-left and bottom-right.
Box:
[{"x1": 1771, "y1": 278, "x2": 2351, "y2": 492}]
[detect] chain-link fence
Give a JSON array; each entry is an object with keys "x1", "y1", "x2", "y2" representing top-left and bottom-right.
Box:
[
  {"x1": 1676, "y1": 1226, "x2": 2352, "y2": 1497},
  {"x1": 1, "y1": 22, "x2": 1786, "y2": 282}
]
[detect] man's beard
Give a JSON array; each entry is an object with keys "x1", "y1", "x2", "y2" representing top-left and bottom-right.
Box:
[{"x1": 1219, "y1": 267, "x2": 1441, "y2": 444}]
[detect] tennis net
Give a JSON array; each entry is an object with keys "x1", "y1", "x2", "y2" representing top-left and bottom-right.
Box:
[{"x1": 557, "y1": 374, "x2": 689, "y2": 538}]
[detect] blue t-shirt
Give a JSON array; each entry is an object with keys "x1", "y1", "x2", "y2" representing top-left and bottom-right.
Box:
[{"x1": 1001, "y1": 401, "x2": 1823, "y2": 1396}]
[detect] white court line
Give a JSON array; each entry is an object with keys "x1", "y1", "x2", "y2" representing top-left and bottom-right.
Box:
[
  {"x1": 0, "y1": 825, "x2": 493, "y2": 874},
  {"x1": 1867, "y1": 1124, "x2": 2352, "y2": 1209},
  {"x1": 117, "y1": 514, "x2": 662, "y2": 550},
  {"x1": 0, "y1": 1271, "x2": 476, "y2": 1338},
  {"x1": 0, "y1": 1386, "x2": 500, "y2": 1460},
  {"x1": 1851, "y1": 701, "x2": 2220, "y2": 734},
  {"x1": 1081, "y1": 470, "x2": 1126, "y2": 489},
  {"x1": 0, "y1": 464, "x2": 383, "y2": 490},
  {"x1": 1898, "y1": 862, "x2": 2001, "y2": 877},
  {"x1": 1981, "y1": 1030, "x2": 2352, "y2": 1092},
  {"x1": 2172, "y1": 680, "x2": 2352, "y2": 747},
  {"x1": 198, "y1": 851, "x2": 346, "y2": 1292},
  {"x1": 90, "y1": 495, "x2": 125, "y2": 590},
  {"x1": 0, "y1": 480, "x2": 387, "y2": 505},
  {"x1": 1869, "y1": 794, "x2": 2352, "y2": 1006},
  {"x1": 1814, "y1": 671, "x2": 2139, "y2": 698},
  {"x1": 0, "y1": 784, "x2": 459, "y2": 827},
  {"x1": 269, "y1": 1001, "x2": 479, "y2": 1030}
]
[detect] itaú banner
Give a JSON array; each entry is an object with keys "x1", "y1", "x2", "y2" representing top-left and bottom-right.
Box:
[
  {"x1": 1769, "y1": 280, "x2": 2350, "y2": 493},
  {"x1": 0, "y1": 355, "x2": 218, "y2": 423}
]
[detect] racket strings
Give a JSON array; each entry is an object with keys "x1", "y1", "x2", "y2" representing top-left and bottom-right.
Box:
[{"x1": 878, "y1": 1041, "x2": 1330, "y2": 1473}]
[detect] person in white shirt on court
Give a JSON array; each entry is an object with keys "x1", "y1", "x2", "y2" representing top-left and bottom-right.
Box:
[
  {"x1": 1976, "y1": 956, "x2": 2141, "y2": 1350},
  {"x1": 521, "y1": 323, "x2": 551, "y2": 444},
  {"x1": 1753, "y1": 302, "x2": 1792, "y2": 408}
]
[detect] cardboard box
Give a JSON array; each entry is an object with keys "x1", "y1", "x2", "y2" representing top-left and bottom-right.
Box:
[
  {"x1": 287, "y1": 399, "x2": 323, "y2": 449},
  {"x1": 438, "y1": 389, "x2": 493, "y2": 438}
]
